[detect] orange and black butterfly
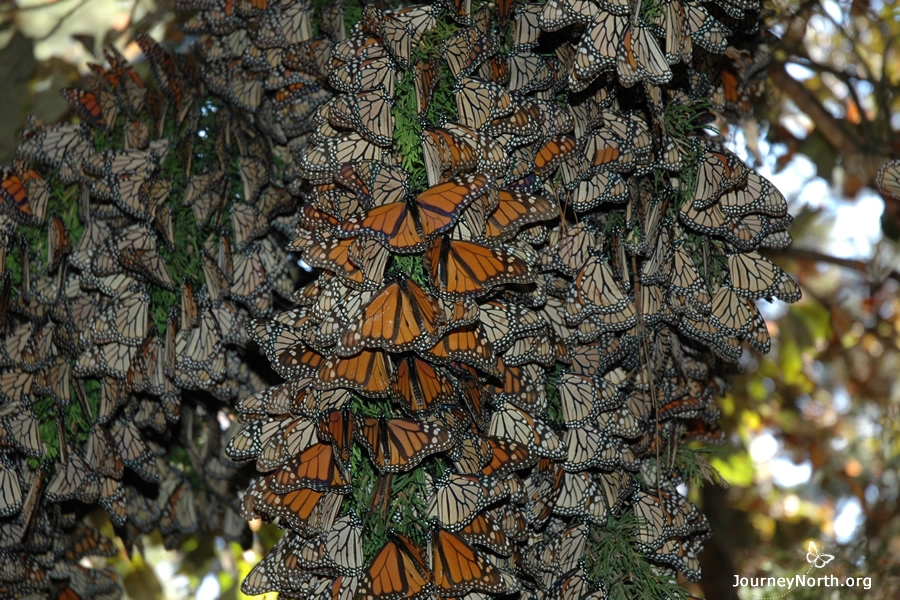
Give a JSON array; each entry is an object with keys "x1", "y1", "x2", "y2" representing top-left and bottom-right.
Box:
[
  {"x1": 357, "y1": 532, "x2": 430, "y2": 600},
  {"x1": 317, "y1": 408, "x2": 355, "y2": 471},
  {"x1": 391, "y1": 357, "x2": 457, "y2": 415},
  {"x1": 421, "y1": 325, "x2": 498, "y2": 375},
  {"x1": 316, "y1": 350, "x2": 393, "y2": 398},
  {"x1": 0, "y1": 167, "x2": 32, "y2": 219},
  {"x1": 483, "y1": 189, "x2": 557, "y2": 242},
  {"x1": 425, "y1": 237, "x2": 534, "y2": 299},
  {"x1": 338, "y1": 277, "x2": 447, "y2": 355},
  {"x1": 60, "y1": 88, "x2": 112, "y2": 129},
  {"x1": 432, "y1": 528, "x2": 519, "y2": 595},
  {"x1": 415, "y1": 58, "x2": 441, "y2": 116},
  {"x1": 267, "y1": 443, "x2": 351, "y2": 493},
  {"x1": 534, "y1": 134, "x2": 578, "y2": 178},
  {"x1": 354, "y1": 416, "x2": 454, "y2": 473},
  {"x1": 444, "y1": 27, "x2": 497, "y2": 79}
]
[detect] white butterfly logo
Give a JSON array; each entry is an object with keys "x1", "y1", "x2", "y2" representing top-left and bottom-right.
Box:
[{"x1": 806, "y1": 542, "x2": 835, "y2": 568}]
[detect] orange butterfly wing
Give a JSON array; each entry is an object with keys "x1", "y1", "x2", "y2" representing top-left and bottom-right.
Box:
[
  {"x1": 417, "y1": 174, "x2": 491, "y2": 238},
  {"x1": 358, "y1": 534, "x2": 430, "y2": 600},
  {"x1": 317, "y1": 350, "x2": 392, "y2": 397},
  {"x1": 355, "y1": 417, "x2": 453, "y2": 472},
  {"x1": 341, "y1": 202, "x2": 425, "y2": 251},
  {"x1": 426, "y1": 237, "x2": 532, "y2": 298},
  {"x1": 0, "y1": 168, "x2": 30, "y2": 215},
  {"x1": 339, "y1": 278, "x2": 446, "y2": 354},
  {"x1": 267, "y1": 443, "x2": 350, "y2": 493},
  {"x1": 432, "y1": 529, "x2": 514, "y2": 595},
  {"x1": 391, "y1": 357, "x2": 457, "y2": 415}
]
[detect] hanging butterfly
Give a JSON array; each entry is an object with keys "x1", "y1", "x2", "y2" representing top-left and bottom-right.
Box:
[
  {"x1": 354, "y1": 416, "x2": 454, "y2": 473},
  {"x1": 444, "y1": 27, "x2": 497, "y2": 79},
  {"x1": 337, "y1": 276, "x2": 448, "y2": 355}
]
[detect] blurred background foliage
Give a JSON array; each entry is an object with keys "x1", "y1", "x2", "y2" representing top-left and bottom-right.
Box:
[{"x1": 1, "y1": 0, "x2": 899, "y2": 598}]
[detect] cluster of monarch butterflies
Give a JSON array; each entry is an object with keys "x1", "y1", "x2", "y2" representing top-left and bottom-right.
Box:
[
  {"x1": 0, "y1": 0, "x2": 800, "y2": 598},
  {"x1": 172, "y1": 0, "x2": 803, "y2": 598},
  {"x1": 0, "y1": 33, "x2": 306, "y2": 599}
]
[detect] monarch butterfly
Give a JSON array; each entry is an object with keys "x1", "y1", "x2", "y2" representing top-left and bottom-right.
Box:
[
  {"x1": 229, "y1": 245, "x2": 271, "y2": 316},
  {"x1": 616, "y1": 24, "x2": 672, "y2": 87},
  {"x1": 362, "y1": 6, "x2": 436, "y2": 71},
  {"x1": 110, "y1": 417, "x2": 159, "y2": 483},
  {"x1": 238, "y1": 155, "x2": 269, "y2": 205},
  {"x1": 572, "y1": 12, "x2": 626, "y2": 84},
  {"x1": 0, "y1": 166, "x2": 45, "y2": 223},
  {"x1": 202, "y1": 61, "x2": 264, "y2": 112},
  {"x1": 876, "y1": 159, "x2": 900, "y2": 201},
  {"x1": 328, "y1": 91, "x2": 394, "y2": 147},
  {"x1": 110, "y1": 225, "x2": 174, "y2": 290},
  {"x1": 507, "y1": 3, "x2": 540, "y2": 49},
  {"x1": 321, "y1": 513, "x2": 366, "y2": 577},
  {"x1": 686, "y1": 3, "x2": 730, "y2": 54},
  {"x1": 540, "y1": 0, "x2": 599, "y2": 31},
  {"x1": 227, "y1": 416, "x2": 283, "y2": 462},
  {"x1": 414, "y1": 58, "x2": 440, "y2": 116},
  {"x1": 301, "y1": 232, "x2": 387, "y2": 290},
  {"x1": 18, "y1": 121, "x2": 93, "y2": 184},
  {"x1": 0, "y1": 455, "x2": 23, "y2": 518},
  {"x1": 332, "y1": 34, "x2": 387, "y2": 65},
  {"x1": 566, "y1": 255, "x2": 633, "y2": 323},
  {"x1": 444, "y1": 27, "x2": 497, "y2": 79},
  {"x1": 355, "y1": 416, "x2": 453, "y2": 473},
  {"x1": 719, "y1": 171, "x2": 788, "y2": 218},
  {"x1": 334, "y1": 160, "x2": 408, "y2": 209},
  {"x1": 81, "y1": 425, "x2": 124, "y2": 481},
  {"x1": 257, "y1": 417, "x2": 318, "y2": 473},
  {"x1": 727, "y1": 251, "x2": 801, "y2": 302},
  {"x1": 489, "y1": 402, "x2": 565, "y2": 459},
  {"x1": 558, "y1": 373, "x2": 617, "y2": 427},
  {"x1": 267, "y1": 443, "x2": 350, "y2": 494},
  {"x1": 646, "y1": 537, "x2": 704, "y2": 582},
  {"x1": 477, "y1": 302, "x2": 541, "y2": 355},
  {"x1": 550, "y1": 471, "x2": 605, "y2": 524},
  {"x1": 481, "y1": 189, "x2": 557, "y2": 243},
  {"x1": 357, "y1": 533, "x2": 430, "y2": 600},
  {"x1": 478, "y1": 437, "x2": 534, "y2": 479},
  {"x1": 422, "y1": 128, "x2": 478, "y2": 185},
  {"x1": 454, "y1": 76, "x2": 514, "y2": 129},
  {"x1": 337, "y1": 277, "x2": 447, "y2": 355},
  {"x1": 329, "y1": 55, "x2": 396, "y2": 98},
  {"x1": 315, "y1": 349, "x2": 393, "y2": 397},
  {"x1": 391, "y1": 357, "x2": 458, "y2": 415},
  {"x1": 425, "y1": 237, "x2": 533, "y2": 299},
  {"x1": 241, "y1": 531, "x2": 303, "y2": 595},
  {"x1": 563, "y1": 423, "x2": 619, "y2": 472},
  {"x1": 254, "y1": 0, "x2": 312, "y2": 47},
  {"x1": 679, "y1": 313, "x2": 742, "y2": 361},
  {"x1": 136, "y1": 35, "x2": 188, "y2": 116},
  {"x1": 429, "y1": 471, "x2": 495, "y2": 531},
  {"x1": 421, "y1": 325, "x2": 498, "y2": 375},
  {"x1": 243, "y1": 478, "x2": 343, "y2": 537},
  {"x1": 61, "y1": 521, "x2": 118, "y2": 562},
  {"x1": 60, "y1": 88, "x2": 111, "y2": 129},
  {"x1": 87, "y1": 285, "x2": 149, "y2": 347},
  {"x1": 432, "y1": 528, "x2": 519, "y2": 595},
  {"x1": 507, "y1": 50, "x2": 555, "y2": 93},
  {"x1": 534, "y1": 134, "x2": 578, "y2": 178},
  {"x1": 46, "y1": 450, "x2": 101, "y2": 504},
  {"x1": 420, "y1": 175, "x2": 495, "y2": 240}
]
